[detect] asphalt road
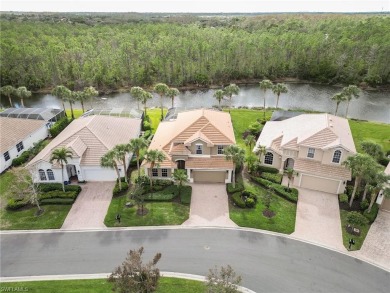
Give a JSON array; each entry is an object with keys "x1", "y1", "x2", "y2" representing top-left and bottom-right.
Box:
[{"x1": 1, "y1": 228, "x2": 389, "y2": 292}]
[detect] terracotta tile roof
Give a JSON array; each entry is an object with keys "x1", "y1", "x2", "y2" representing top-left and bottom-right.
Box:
[
  {"x1": 184, "y1": 130, "x2": 214, "y2": 147},
  {"x1": 300, "y1": 127, "x2": 338, "y2": 149},
  {"x1": 66, "y1": 137, "x2": 87, "y2": 157},
  {"x1": 270, "y1": 136, "x2": 282, "y2": 154},
  {"x1": 169, "y1": 143, "x2": 191, "y2": 156},
  {"x1": 283, "y1": 138, "x2": 299, "y2": 150},
  {"x1": 27, "y1": 115, "x2": 141, "y2": 167},
  {"x1": 186, "y1": 156, "x2": 234, "y2": 169},
  {"x1": 0, "y1": 117, "x2": 47, "y2": 153},
  {"x1": 294, "y1": 158, "x2": 352, "y2": 180}
]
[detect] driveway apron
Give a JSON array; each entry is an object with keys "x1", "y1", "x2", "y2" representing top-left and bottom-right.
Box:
[
  {"x1": 182, "y1": 183, "x2": 237, "y2": 227},
  {"x1": 292, "y1": 187, "x2": 345, "y2": 251},
  {"x1": 61, "y1": 182, "x2": 116, "y2": 230}
]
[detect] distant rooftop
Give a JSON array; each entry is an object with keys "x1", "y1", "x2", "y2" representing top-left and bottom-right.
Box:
[
  {"x1": 270, "y1": 110, "x2": 305, "y2": 121},
  {"x1": 81, "y1": 108, "x2": 144, "y2": 119},
  {"x1": 0, "y1": 108, "x2": 65, "y2": 122}
]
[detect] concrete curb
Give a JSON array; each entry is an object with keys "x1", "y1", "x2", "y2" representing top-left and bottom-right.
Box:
[{"x1": 0, "y1": 272, "x2": 256, "y2": 293}]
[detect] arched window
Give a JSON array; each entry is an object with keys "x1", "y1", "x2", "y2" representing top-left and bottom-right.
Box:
[
  {"x1": 47, "y1": 169, "x2": 55, "y2": 181},
  {"x1": 264, "y1": 152, "x2": 274, "y2": 165},
  {"x1": 332, "y1": 150, "x2": 342, "y2": 163},
  {"x1": 39, "y1": 169, "x2": 47, "y2": 181}
]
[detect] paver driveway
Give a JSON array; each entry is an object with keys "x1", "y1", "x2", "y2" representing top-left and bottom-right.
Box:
[
  {"x1": 182, "y1": 183, "x2": 237, "y2": 227},
  {"x1": 61, "y1": 182, "x2": 115, "y2": 230},
  {"x1": 291, "y1": 187, "x2": 345, "y2": 251}
]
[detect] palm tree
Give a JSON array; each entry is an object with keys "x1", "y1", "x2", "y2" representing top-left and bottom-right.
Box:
[
  {"x1": 259, "y1": 79, "x2": 273, "y2": 120},
  {"x1": 65, "y1": 90, "x2": 76, "y2": 119},
  {"x1": 50, "y1": 147, "x2": 73, "y2": 192},
  {"x1": 367, "y1": 171, "x2": 390, "y2": 213},
  {"x1": 245, "y1": 153, "x2": 257, "y2": 173},
  {"x1": 144, "y1": 149, "x2": 166, "y2": 189},
  {"x1": 213, "y1": 89, "x2": 224, "y2": 108},
  {"x1": 224, "y1": 145, "x2": 245, "y2": 188},
  {"x1": 129, "y1": 137, "x2": 149, "y2": 178},
  {"x1": 255, "y1": 145, "x2": 267, "y2": 163},
  {"x1": 113, "y1": 144, "x2": 132, "y2": 183},
  {"x1": 1, "y1": 85, "x2": 16, "y2": 107},
  {"x1": 167, "y1": 87, "x2": 180, "y2": 108},
  {"x1": 284, "y1": 168, "x2": 297, "y2": 190},
  {"x1": 154, "y1": 83, "x2": 169, "y2": 120},
  {"x1": 52, "y1": 85, "x2": 71, "y2": 114},
  {"x1": 361, "y1": 163, "x2": 381, "y2": 202},
  {"x1": 223, "y1": 84, "x2": 240, "y2": 113},
  {"x1": 73, "y1": 90, "x2": 87, "y2": 113},
  {"x1": 101, "y1": 150, "x2": 122, "y2": 190},
  {"x1": 244, "y1": 134, "x2": 256, "y2": 152},
  {"x1": 140, "y1": 90, "x2": 153, "y2": 116},
  {"x1": 361, "y1": 141, "x2": 384, "y2": 162},
  {"x1": 272, "y1": 83, "x2": 288, "y2": 109},
  {"x1": 16, "y1": 86, "x2": 32, "y2": 108},
  {"x1": 172, "y1": 169, "x2": 188, "y2": 202},
  {"x1": 331, "y1": 92, "x2": 346, "y2": 116},
  {"x1": 83, "y1": 86, "x2": 99, "y2": 110},
  {"x1": 342, "y1": 85, "x2": 359, "y2": 118},
  {"x1": 130, "y1": 86, "x2": 145, "y2": 110},
  {"x1": 342, "y1": 153, "x2": 377, "y2": 207}
]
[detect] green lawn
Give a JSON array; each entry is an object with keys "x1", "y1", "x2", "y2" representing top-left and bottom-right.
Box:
[
  {"x1": 339, "y1": 210, "x2": 371, "y2": 251},
  {"x1": 229, "y1": 176, "x2": 297, "y2": 234},
  {"x1": 0, "y1": 205, "x2": 72, "y2": 230},
  {"x1": 349, "y1": 120, "x2": 390, "y2": 153},
  {"x1": 65, "y1": 109, "x2": 84, "y2": 118},
  {"x1": 104, "y1": 194, "x2": 190, "y2": 227},
  {"x1": 147, "y1": 108, "x2": 167, "y2": 133},
  {"x1": 3, "y1": 277, "x2": 205, "y2": 293},
  {"x1": 0, "y1": 171, "x2": 16, "y2": 207}
]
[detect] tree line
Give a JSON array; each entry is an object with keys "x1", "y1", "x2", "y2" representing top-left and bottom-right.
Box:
[{"x1": 0, "y1": 14, "x2": 389, "y2": 91}]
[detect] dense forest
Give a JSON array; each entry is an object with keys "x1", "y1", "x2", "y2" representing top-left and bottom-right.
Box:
[{"x1": 0, "y1": 13, "x2": 389, "y2": 91}]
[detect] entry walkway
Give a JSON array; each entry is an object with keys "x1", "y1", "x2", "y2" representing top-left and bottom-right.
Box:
[
  {"x1": 182, "y1": 183, "x2": 237, "y2": 227},
  {"x1": 61, "y1": 182, "x2": 115, "y2": 230}
]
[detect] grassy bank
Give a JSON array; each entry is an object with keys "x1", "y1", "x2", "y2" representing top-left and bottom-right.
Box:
[{"x1": 349, "y1": 120, "x2": 390, "y2": 153}]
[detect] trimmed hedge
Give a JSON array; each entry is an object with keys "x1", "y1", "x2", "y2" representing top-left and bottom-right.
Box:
[
  {"x1": 39, "y1": 191, "x2": 78, "y2": 200},
  {"x1": 11, "y1": 150, "x2": 31, "y2": 167},
  {"x1": 40, "y1": 198, "x2": 75, "y2": 205},
  {"x1": 113, "y1": 181, "x2": 129, "y2": 196},
  {"x1": 339, "y1": 193, "x2": 348, "y2": 203},
  {"x1": 256, "y1": 165, "x2": 279, "y2": 174},
  {"x1": 152, "y1": 179, "x2": 174, "y2": 187},
  {"x1": 6, "y1": 198, "x2": 29, "y2": 210},
  {"x1": 260, "y1": 172, "x2": 282, "y2": 184},
  {"x1": 251, "y1": 176, "x2": 298, "y2": 203},
  {"x1": 180, "y1": 186, "x2": 192, "y2": 204},
  {"x1": 144, "y1": 186, "x2": 179, "y2": 201},
  {"x1": 346, "y1": 211, "x2": 369, "y2": 226},
  {"x1": 232, "y1": 192, "x2": 246, "y2": 208},
  {"x1": 364, "y1": 204, "x2": 379, "y2": 223},
  {"x1": 38, "y1": 183, "x2": 81, "y2": 193},
  {"x1": 49, "y1": 117, "x2": 71, "y2": 138},
  {"x1": 226, "y1": 182, "x2": 244, "y2": 193}
]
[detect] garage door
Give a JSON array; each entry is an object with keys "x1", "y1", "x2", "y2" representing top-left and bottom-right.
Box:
[
  {"x1": 300, "y1": 174, "x2": 340, "y2": 194},
  {"x1": 193, "y1": 171, "x2": 226, "y2": 183}
]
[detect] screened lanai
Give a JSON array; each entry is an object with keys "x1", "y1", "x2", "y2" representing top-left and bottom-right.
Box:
[
  {"x1": 0, "y1": 108, "x2": 65, "y2": 122},
  {"x1": 81, "y1": 108, "x2": 144, "y2": 119}
]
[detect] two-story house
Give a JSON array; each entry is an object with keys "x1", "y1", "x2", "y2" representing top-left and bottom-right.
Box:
[
  {"x1": 143, "y1": 108, "x2": 236, "y2": 183},
  {"x1": 254, "y1": 113, "x2": 356, "y2": 194}
]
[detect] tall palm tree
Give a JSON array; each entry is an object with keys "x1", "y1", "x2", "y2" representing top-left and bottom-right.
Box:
[
  {"x1": 52, "y1": 85, "x2": 71, "y2": 114},
  {"x1": 140, "y1": 90, "x2": 153, "y2": 116},
  {"x1": 213, "y1": 89, "x2": 224, "y2": 108},
  {"x1": 129, "y1": 137, "x2": 149, "y2": 178},
  {"x1": 330, "y1": 92, "x2": 346, "y2": 116},
  {"x1": 361, "y1": 141, "x2": 384, "y2": 162},
  {"x1": 154, "y1": 83, "x2": 169, "y2": 120},
  {"x1": 130, "y1": 86, "x2": 145, "y2": 110},
  {"x1": 259, "y1": 79, "x2": 273, "y2": 120},
  {"x1": 50, "y1": 147, "x2": 73, "y2": 192},
  {"x1": 342, "y1": 153, "x2": 377, "y2": 207},
  {"x1": 361, "y1": 163, "x2": 381, "y2": 202},
  {"x1": 172, "y1": 169, "x2": 188, "y2": 201},
  {"x1": 272, "y1": 83, "x2": 288, "y2": 109},
  {"x1": 144, "y1": 149, "x2": 166, "y2": 189},
  {"x1": 83, "y1": 86, "x2": 99, "y2": 110},
  {"x1": 244, "y1": 134, "x2": 256, "y2": 152},
  {"x1": 167, "y1": 87, "x2": 180, "y2": 108},
  {"x1": 224, "y1": 145, "x2": 245, "y2": 188},
  {"x1": 223, "y1": 84, "x2": 240, "y2": 113},
  {"x1": 245, "y1": 153, "x2": 257, "y2": 173},
  {"x1": 16, "y1": 86, "x2": 32, "y2": 108},
  {"x1": 284, "y1": 168, "x2": 297, "y2": 190},
  {"x1": 101, "y1": 150, "x2": 122, "y2": 190},
  {"x1": 72, "y1": 90, "x2": 87, "y2": 113},
  {"x1": 342, "y1": 85, "x2": 359, "y2": 118},
  {"x1": 65, "y1": 90, "x2": 76, "y2": 119},
  {"x1": 367, "y1": 171, "x2": 390, "y2": 213},
  {"x1": 113, "y1": 144, "x2": 132, "y2": 183},
  {"x1": 1, "y1": 85, "x2": 16, "y2": 107}
]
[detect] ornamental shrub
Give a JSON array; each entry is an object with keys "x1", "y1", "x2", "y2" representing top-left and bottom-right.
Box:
[
  {"x1": 346, "y1": 211, "x2": 369, "y2": 226},
  {"x1": 363, "y1": 204, "x2": 379, "y2": 223},
  {"x1": 113, "y1": 181, "x2": 129, "y2": 196},
  {"x1": 232, "y1": 192, "x2": 246, "y2": 208},
  {"x1": 339, "y1": 193, "x2": 349, "y2": 203},
  {"x1": 6, "y1": 198, "x2": 29, "y2": 210},
  {"x1": 226, "y1": 182, "x2": 244, "y2": 193},
  {"x1": 245, "y1": 197, "x2": 256, "y2": 208},
  {"x1": 49, "y1": 117, "x2": 71, "y2": 138},
  {"x1": 11, "y1": 150, "x2": 31, "y2": 167},
  {"x1": 260, "y1": 172, "x2": 282, "y2": 184},
  {"x1": 255, "y1": 165, "x2": 279, "y2": 174},
  {"x1": 360, "y1": 199, "x2": 369, "y2": 211}
]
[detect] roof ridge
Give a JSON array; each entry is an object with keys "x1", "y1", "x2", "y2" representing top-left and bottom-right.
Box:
[{"x1": 201, "y1": 122, "x2": 234, "y2": 144}]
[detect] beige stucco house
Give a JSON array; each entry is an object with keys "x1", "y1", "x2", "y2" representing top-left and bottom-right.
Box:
[
  {"x1": 143, "y1": 108, "x2": 235, "y2": 183},
  {"x1": 254, "y1": 113, "x2": 356, "y2": 194}
]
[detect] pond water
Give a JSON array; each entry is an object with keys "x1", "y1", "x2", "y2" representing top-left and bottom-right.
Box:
[{"x1": 2, "y1": 83, "x2": 389, "y2": 123}]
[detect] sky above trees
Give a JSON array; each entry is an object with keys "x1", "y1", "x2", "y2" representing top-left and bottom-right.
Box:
[{"x1": 1, "y1": 0, "x2": 389, "y2": 13}]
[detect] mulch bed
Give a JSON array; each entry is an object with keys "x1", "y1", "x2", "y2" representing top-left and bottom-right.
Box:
[
  {"x1": 339, "y1": 200, "x2": 361, "y2": 212},
  {"x1": 137, "y1": 208, "x2": 149, "y2": 216},
  {"x1": 35, "y1": 208, "x2": 45, "y2": 217},
  {"x1": 262, "y1": 209, "x2": 275, "y2": 218}
]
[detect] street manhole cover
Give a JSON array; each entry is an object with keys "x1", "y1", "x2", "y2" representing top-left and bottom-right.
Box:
[{"x1": 204, "y1": 245, "x2": 210, "y2": 250}]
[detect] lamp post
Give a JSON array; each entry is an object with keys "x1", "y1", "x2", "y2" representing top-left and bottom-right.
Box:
[{"x1": 348, "y1": 238, "x2": 355, "y2": 250}]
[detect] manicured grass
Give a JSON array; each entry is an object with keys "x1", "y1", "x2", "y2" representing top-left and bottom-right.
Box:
[
  {"x1": 340, "y1": 210, "x2": 371, "y2": 251},
  {"x1": 0, "y1": 171, "x2": 16, "y2": 206},
  {"x1": 229, "y1": 176, "x2": 297, "y2": 234},
  {"x1": 349, "y1": 120, "x2": 390, "y2": 153},
  {"x1": 3, "y1": 277, "x2": 205, "y2": 293},
  {"x1": 65, "y1": 109, "x2": 84, "y2": 118},
  {"x1": 104, "y1": 195, "x2": 190, "y2": 227},
  {"x1": 0, "y1": 205, "x2": 72, "y2": 230},
  {"x1": 147, "y1": 108, "x2": 167, "y2": 133}
]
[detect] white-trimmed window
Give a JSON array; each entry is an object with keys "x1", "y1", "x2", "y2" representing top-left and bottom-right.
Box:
[
  {"x1": 16, "y1": 141, "x2": 24, "y2": 152},
  {"x1": 3, "y1": 151, "x2": 10, "y2": 161},
  {"x1": 217, "y1": 145, "x2": 224, "y2": 155},
  {"x1": 196, "y1": 144, "x2": 203, "y2": 154},
  {"x1": 307, "y1": 148, "x2": 315, "y2": 158},
  {"x1": 161, "y1": 168, "x2": 168, "y2": 177},
  {"x1": 39, "y1": 169, "x2": 47, "y2": 181},
  {"x1": 332, "y1": 150, "x2": 342, "y2": 163},
  {"x1": 264, "y1": 152, "x2": 273, "y2": 165},
  {"x1": 47, "y1": 169, "x2": 55, "y2": 181},
  {"x1": 152, "y1": 168, "x2": 158, "y2": 177}
]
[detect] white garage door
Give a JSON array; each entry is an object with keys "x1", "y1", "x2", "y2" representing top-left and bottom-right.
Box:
[
  {"x1": 193, "y1": 171, "x2": 226, "y2": 183},
  {"x1": 300, "y1": 174, "x2": 340, "y2": 194},
  {"x1": 83, "y1": 168, "x2": 117, "y2": 181}
]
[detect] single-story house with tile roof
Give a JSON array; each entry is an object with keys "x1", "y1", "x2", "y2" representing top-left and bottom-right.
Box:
[
  {"x1": 376, "y1": 162, "x2": 390, "y2": 212},
  {"x1": 27, "y1": 115, "x2": 141, "y2": 183},
  {"x1": 1, "y1": 117, "x2": 49, "y2": 173},
  {"x1": 254, "y1": 113, "x2": 356, "y2": 194},
  {"x1": 142, "y1": 108, "x2": 236, "y2": 183}
]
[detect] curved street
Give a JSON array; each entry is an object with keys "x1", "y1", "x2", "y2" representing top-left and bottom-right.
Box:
[{"x1": 1, "y1": 227, "x2": 389, "y2": 292}]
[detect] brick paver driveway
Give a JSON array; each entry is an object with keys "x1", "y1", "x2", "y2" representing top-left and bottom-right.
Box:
[
  {"x1": 291, "y1": 187, "x2": 345, "y2": 251},
  {"x1": 61, "y1": 182, "x2": 116, "y2": 230},
  {"x1": 182, "y1": 183, "x2": 237, "y2": 227}
]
